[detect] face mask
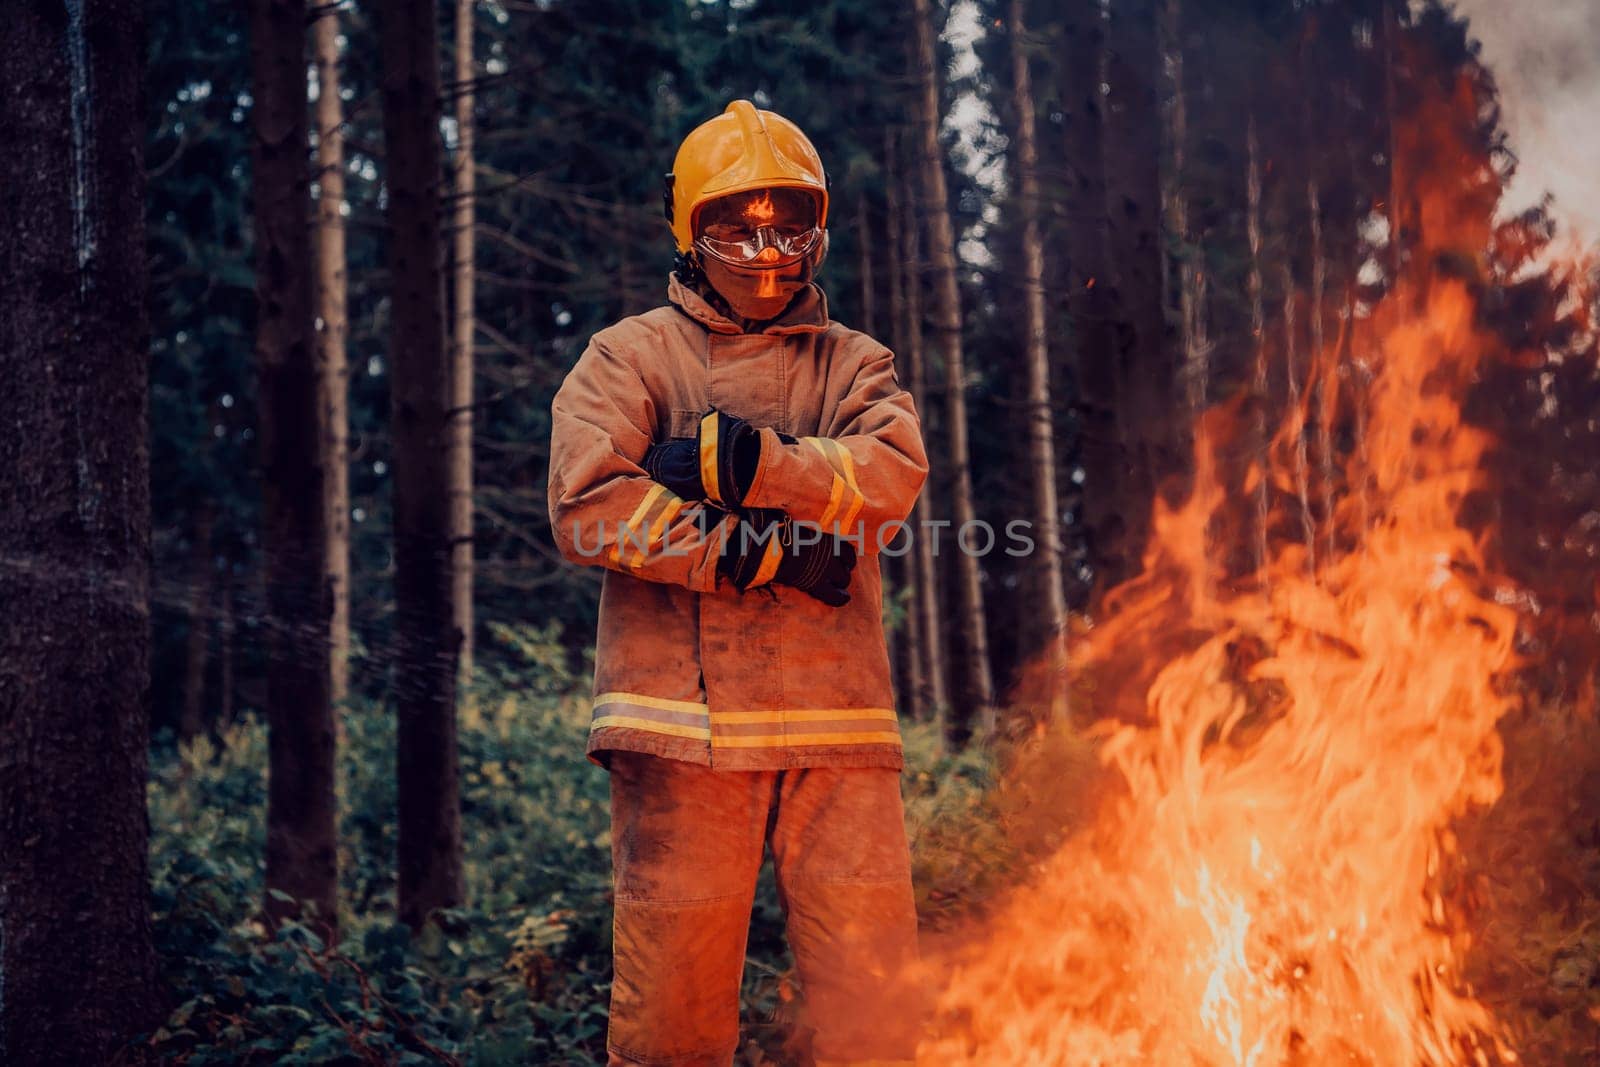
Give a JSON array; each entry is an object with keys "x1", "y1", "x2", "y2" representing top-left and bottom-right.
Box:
[{"x1": 700, "y1": 255, "x2": 811, "y2": 323}]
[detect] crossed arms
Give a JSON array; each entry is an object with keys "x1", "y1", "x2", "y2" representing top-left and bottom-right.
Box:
[{"x1": 546, "y1": 335, "x2": 928, "y2": 595}]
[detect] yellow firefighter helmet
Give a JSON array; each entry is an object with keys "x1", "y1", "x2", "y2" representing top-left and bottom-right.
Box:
[{"x1": 663, "y1": 99, "x2": 830, "y2": 255}]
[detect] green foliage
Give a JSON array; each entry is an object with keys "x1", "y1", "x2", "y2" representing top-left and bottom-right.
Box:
[
  {"x1": 141, "y1": 662, "x2": 1020, "y2": 1065},
  {"x1": 145, "y1": 676, "x2": 618, "y2": 1064},
  {"x1": 900, "y1": 721, "x2": 1016, "y2": 924}
]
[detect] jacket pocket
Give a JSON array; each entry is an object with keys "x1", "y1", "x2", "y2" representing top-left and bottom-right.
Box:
[{"x1": 668, "y1": 408, "x2": 701, "y2": 440}]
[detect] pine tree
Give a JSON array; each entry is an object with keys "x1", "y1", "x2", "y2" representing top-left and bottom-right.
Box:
[
  {"x1": 0, "y1": 0, "x2": 165, "y2": 1057},
  {"x1": 450, "y1": 0, "x2": 478, "y2": 691},
  {"x1": 380, "y1": 0, "x2": 465, "y2": 931},
  {"x1": 313, "y1": 0, "x2": 352, "y2": 710},
  {"x1": 1008, "y1": 0, "x2": 1069, "y2": 718},
  {"x1": 911, "y1": 0, "x2": 997, "y2": 742},
  {"x1": 250, "y1": 0, "x2": 338, "y2": 933}
]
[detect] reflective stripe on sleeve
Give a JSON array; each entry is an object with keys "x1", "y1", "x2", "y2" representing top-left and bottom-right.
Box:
[
  {"x1": 801, "y1": 436, "x2": 864, "y2": 535},
  {"x1": 628, "y1": 491, "x2": 685, "y2": 571},
  {"x1": 699, "y1": 412, "x2": 722, "y2": 504},
  {"x1": 608, "y1": 484, "x2": 666, "y2": 568},
  {"x1": 610, "y1": 485, "x2": 685, "y2": 571},
  {"x1": 826, "y1": 438, "x2": 866, "y2": 532},
  {"x1": 747, "y1": 534, "x2": 785, "y2": 588}
]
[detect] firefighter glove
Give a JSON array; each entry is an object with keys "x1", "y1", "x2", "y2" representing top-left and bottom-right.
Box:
[
  {"x1": 720, "y1": 507, "x2": 856, "y2": 607},
  {"x1": 641, "y1": 409, "x2": 794, "y2": 508}
]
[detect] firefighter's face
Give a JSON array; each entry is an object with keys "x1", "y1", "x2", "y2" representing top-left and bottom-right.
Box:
[{"x1": 693, "y1": 188, "x2": 823, "y2": 322}]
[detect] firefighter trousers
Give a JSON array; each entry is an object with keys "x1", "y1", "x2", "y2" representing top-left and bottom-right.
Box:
[{"x1": 604, "y1": 750, "x2": 924, "y2": 1066}]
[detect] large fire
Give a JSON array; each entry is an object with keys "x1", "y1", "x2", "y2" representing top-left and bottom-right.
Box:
[{"x1": 918, "y1": 259, "x2": 1533, "y2": 1060}]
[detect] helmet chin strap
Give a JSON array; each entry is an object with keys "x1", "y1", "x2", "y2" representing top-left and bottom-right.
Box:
[{"x1": 672, "y1": 248, "x2": 707, "y2": 288}]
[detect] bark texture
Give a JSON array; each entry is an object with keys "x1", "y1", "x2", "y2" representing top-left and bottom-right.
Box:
[
  {"x1": 910, "y1": 0, "x2": 995, "y2": 741},
  {"x1": 312, "y1": 0, "x2": 351, "y2": 708},
  {"x1": 250, "y1": 0, "x2": 339, "y2": 933},
  {"x1": 883, "y1": 130, "x2": 928, "y2": 724},
  {"x1": 451, "y1": 0, "x2": 477, "y2": 688},
  {"x1": 1163, "y1": 0, "x2": 1209, "y2": 418},
  {"x1": 1062, "y1": 0, "x2": 1129, "y2": 595},
  {"x1": 901, "y1": 172, "x2": 950, "y2": 725},
  {"x1": 1009, "y1": 0, "x2": 1068, "y2": 719},
  {"x1": 0, "y1": 1, "x2": 165, "y2": 1059},
  {"x1": 1099, "y1": 0, "x2": 1177, "y2": 593},
  {"x1": 1246, "y1": 115, "x2": 1271, "y2": 580},
  {"x1": 380, "y1": 0, "x2": 466, "y2": 930},
  {"x1": 181, "y1": 505, "x2": 217, "y2": 741}
]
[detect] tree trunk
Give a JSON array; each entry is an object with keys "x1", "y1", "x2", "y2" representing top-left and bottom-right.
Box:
[
  {"x1": 1346, "y1": 285, "x2": 1371, "y2": 533},
  {"x1": 1282, "y1": 264, "x2": 1317, "y2": 571},
  {"x1": 380, "y1": 0, "x2": 465, "y2": 931},
  {"x1": 1161, "y1": 0, "x2": 1214, "y2": 609},
  {"x1": 857, "y1": 189, "x2": 877, "y2": 336},
  {"x1": 883, "y1": 130, "x2": 928, "y2": 724},
  {"x1": 1308, "y1": 172, "x2": 1336, "y2": 569},
  {"x1": 1162, "y1": 0, "x2": 1208, "y2": 418},
  {"x1": 1062, "y1": 0, "x2": 1131, "y2": 596},
  {"x1": 1300, "y1": 28, "x2": 1336, "y2": 571},
  {"x1": 250, "y1": 0, "x2": 339, "y2": 936},
  {"x1": 901, "y1": 166, "x2": 951, "y2": 726},
  {"x1": 1102, "y1": 0, "x2": 1175, "y2": 575},
  {"x1": 312, "y1": 0, "x2": 351, "y2": 711},
  {"x1": 220, "y1": 580, "x2": 236, "y2": 725},
  {"x1": 910, "y1": 0, "x2": 995, "y2": 743},
  {"x1": 858, "y1": 187, "x2": 908, "y2": 710},
  {"x1": 1379, "y1": 0, "x2": 1401, "y2": 280},
  {"x1": 0, "y1": 1, "x2": 165, "y2": 1058},
  {"x1": 451, "y1": 0, "x2": 477, "y2": 692},
  {"x1": 1246, "y1": 115, "x2": 1271, "y2": 582},
  {"x1": 181, "y1": 505, "x2": 217, "y2": 742},
  {"x1": 1009, "y1": 0, "x2": 1068, "y2": 721}
]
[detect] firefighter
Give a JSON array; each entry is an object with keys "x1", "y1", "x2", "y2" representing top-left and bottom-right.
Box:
[{"x1": 548, "y1": 99, "x2": 929, "y2": 1066}]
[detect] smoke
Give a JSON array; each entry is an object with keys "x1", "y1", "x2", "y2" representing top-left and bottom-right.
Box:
[{"x1": 1451, "y1": 0, "x2": 1600, "y2": 251}]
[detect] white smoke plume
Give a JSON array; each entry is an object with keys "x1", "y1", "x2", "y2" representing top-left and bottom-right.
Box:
[{"x1": 1451, "y1": 0, "x2": 1600, "y2": 251}]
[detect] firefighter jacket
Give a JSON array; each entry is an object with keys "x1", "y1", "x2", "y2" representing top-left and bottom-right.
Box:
[{"x1": 547, "y1": 274, "x2": 929, "y2": 771}]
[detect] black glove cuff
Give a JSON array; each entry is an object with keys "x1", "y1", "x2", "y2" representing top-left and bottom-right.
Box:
[
  {"x1": 728, "y1": 421, "x2": 761, "y2": 503},
  {"x1": 718, "y1": 509, "x2": 785, "y2": 591}
]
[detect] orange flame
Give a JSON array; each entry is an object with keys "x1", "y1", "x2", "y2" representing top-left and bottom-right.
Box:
[
  {"x1": 919, "y1": 273, "x2": 1523, "y2": 1066},
  {"x1": 743, "y1": 188, "x2": 777, "y2": 223},
  {"x1": 912, "y1": 66, "x2": 1556, "y2": 1060}
]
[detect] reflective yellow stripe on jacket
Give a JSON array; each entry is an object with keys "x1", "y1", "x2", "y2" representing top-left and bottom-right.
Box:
[
  {"x1": 591, "y1": 693, "x2": 900, "y2": 749},
  {"x1": 800, "y1": 436, "x2": 866, "y2": 534},
  {"x1": 606, "y1": 485, "x2": 686, "y2": 572},
  {"x1": 591, "y1": 691, "x2": 711, "y2": 740}
]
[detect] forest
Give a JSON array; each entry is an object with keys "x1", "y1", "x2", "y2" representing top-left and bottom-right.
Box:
[{"x1": 2, "y1": 0, "x2": 1598, "y2": 1063}]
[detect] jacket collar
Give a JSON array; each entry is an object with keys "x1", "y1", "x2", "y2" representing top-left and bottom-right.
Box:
[{"x1": 667, "y1": 273, "x2": 831, "y2": 337}]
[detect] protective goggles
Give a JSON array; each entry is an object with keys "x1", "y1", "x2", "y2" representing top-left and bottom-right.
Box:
[{"x1": 693, "y1": 187, "x2": 823, "y2": 268}]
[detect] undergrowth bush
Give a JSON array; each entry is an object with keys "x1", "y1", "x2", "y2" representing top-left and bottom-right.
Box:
[{"x1": 138, "y1": 623, "x2": 1011, "y2": 1065}]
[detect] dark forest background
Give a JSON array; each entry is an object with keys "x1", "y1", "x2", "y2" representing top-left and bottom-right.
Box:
[{"x1": 3, "y1": 0, "x2": 1598, "y2": 1063}]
